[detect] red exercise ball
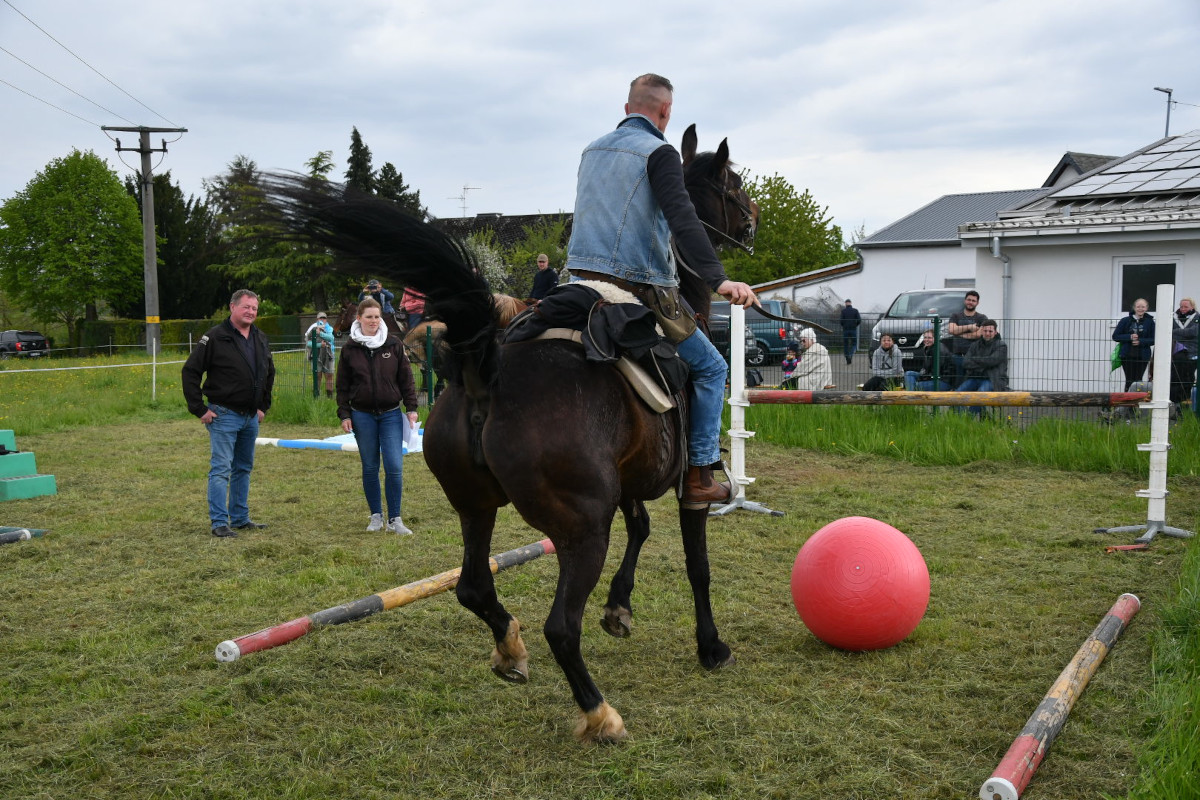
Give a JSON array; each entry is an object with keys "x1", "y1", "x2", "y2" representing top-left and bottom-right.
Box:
[{"x1": 791, "y1": 516, "x2": 930, "y2": 651}]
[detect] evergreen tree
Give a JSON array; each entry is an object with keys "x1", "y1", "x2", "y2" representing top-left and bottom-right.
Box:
[
  {"x1": 118, "y1": 171, "x2": 230, "y2": 319},
  {"x1": 344, "y1": 127, "x2": 375, "y2": 193},
  {"x1": 377, "y1": 162, "x2": 424, "y2": 218},
  {"x1": 0, "y1": 149, "x2": 142, "y2": 345}
]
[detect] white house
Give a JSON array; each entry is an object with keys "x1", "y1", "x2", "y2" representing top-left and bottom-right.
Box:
[{"x1": 961, "y1": 129, "x2": 1200, "y2": 391}]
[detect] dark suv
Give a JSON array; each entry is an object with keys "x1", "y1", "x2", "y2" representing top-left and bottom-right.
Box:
[
  {"x1": 869, "y1": 290, "x2": 966, "y2": 368},
  {"x1": 0, "y1": 330, "x2": 48, "y2": 358},
  {"x1": 709, "y1": 299, "x2": 798, "y2": 367}
]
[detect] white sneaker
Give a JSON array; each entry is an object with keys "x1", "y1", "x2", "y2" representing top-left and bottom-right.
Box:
[
  {"x1": 388, "y1": 516, "x2": 413, "y2": 535},
  {"x1": 366, "y1": 513, "x2": 384, "y2": 532}
]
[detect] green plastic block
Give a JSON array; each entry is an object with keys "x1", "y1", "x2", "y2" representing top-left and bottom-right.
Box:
[
  {"x1": 0, "y1": 430, "x2": 15, "y2": 451},
  {"x1": 0, "y1": 474, "x2": 57, "y2": 501},
  {"x1": 0, "y1": 451, "x2": 36, "y2": 478}
]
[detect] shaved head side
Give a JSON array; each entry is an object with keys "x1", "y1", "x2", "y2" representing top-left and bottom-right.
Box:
[{"x1": 628, "y1": 73, "x2": 674, "y2": 111}]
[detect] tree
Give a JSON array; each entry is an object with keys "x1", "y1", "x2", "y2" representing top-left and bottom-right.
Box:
[
  {"x1": 206, "y1": 154, "x2": 357, "y2": 314},
  {"x1": 0, "y1": 149, "x2": 142, "y2": 345},
  {"x1": 376, "y1": 162, "x2": 424, "y2": 218},
  {"x1": 344, "y1": 127, "x2": 375, "y2": 193},
  {"x1": 117, "y1": 170, "x2": 231, "y2": 319},
  {"x1": 721, "y1": 173, "x2": 857, "y2": 286},
  {"x1": 506, "y1": 216, "x2": 570, "y2": 297}
]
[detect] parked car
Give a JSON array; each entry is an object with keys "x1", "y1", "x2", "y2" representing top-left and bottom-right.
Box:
[
  {"x1": 0, "y1": 330, "x2": 48, "y2": 358},
  {"x1": 709, "y1": 299, "x2": 798, "y2": 367},
  {"x1": 869, "y1": 290, "x2": 966, "y2": 369}
]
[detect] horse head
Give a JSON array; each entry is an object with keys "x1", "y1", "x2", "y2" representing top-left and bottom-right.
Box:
[{"x1": 680, "y1": 124, "x2": 757, "y2": 255}]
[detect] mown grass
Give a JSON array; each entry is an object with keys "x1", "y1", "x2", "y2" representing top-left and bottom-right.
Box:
[{"x1": 1, "y1": 412, "x2": 1197, "y2": 799}]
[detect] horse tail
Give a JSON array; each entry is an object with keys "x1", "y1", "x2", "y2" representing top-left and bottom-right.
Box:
[{"x1": 262, "y1": 175, "x2": 499, "y2": 384}]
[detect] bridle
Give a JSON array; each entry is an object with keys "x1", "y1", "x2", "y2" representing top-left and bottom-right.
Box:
[{"x1": 693, "y1": 170, "x2": 756, "y2": 255}]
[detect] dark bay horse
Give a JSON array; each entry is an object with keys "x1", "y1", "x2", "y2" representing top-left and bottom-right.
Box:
[{"x1": 264, "y1": 124, "x2": 756, "y2": 742}]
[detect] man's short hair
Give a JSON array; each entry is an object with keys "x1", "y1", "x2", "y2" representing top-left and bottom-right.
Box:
[
  {"x1": 978, "y1": 317, "x2": 996, "y2": 329},
  {"x1": 965, "y1": 290, "x2": 980, "y2": 301},
  {"x1": 628, "y1": 73, "x2": 673, "y2": 107},
  {"x1": 230, "y1": 289, "x2": 259, "y2": 305}
]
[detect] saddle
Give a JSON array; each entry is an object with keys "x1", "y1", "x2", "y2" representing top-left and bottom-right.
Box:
[{"x1": 502, "y1": 283, "x2": 687, "y2": 413}]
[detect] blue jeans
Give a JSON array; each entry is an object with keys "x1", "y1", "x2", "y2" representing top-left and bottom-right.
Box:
[
  {"x1": 956, "y1": 377, "x2": 992, "y2": 416},
  {"x1": 351, "y1": 407, "x2": 406, "y2": 518},
  {"x1": 206, "y1": 404, "x2": 259, "y2": 528},
  {"x1": 903, "y1": 372, "x2": 951, "y2": 391},
  {"x1": 842, "y1": 330, "x2": 857, "y2": 361},
  {"x1": 676, "y1": 328, "x2": 729, "y2": 466}
]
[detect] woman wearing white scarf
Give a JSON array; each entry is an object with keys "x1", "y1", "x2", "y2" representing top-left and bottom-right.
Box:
[{"x1": 335, "y1": 298, "x2": 420, "y2": 534}]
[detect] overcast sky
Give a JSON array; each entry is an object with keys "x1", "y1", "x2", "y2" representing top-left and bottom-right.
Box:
[{"x1": 3, "y1": 0, "x2": 1198, "y2": 238}]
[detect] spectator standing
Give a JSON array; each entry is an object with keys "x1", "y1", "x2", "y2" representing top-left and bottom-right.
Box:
[
  {"x1": 399, "y1": 287, "x2": 426, "y2": 331},
  {"x1": 904, "y1": 329, "x2": 952, "y2": 391},
  {"x1": 958, "y1": 319, "x2": 1008, "y2": 417},
  {"x1": 839, "y1": 298, "x2": 861, "y2": 365},
  {"x1": 864, "y1": 333, "x2": 905, "y2": 390},
  {"x1": 789, "y1": 328, "x2": 833, "y2": 390},
  {"x1": 1170, "y1": 296, "x2": 1198, "y2": 410},
  {"x1": 1112, "y1": 298, "x2": 1155, "y2": 392},
  {"x1": 358, "y1": 279, "x2": 396, "y2": 314},
  {"x1": 948, "y1": 290, "x2": 984, "y2": 385},
  {"x1": 303, "y1": 311, "x2": 335, "y2": 397},
  {"x1": 336, "y1": 298, "x2": 421, "y2": 534},
  {"x1": 182, "y1": 289, "x2": 275, "y2": 538},
  {"x1": 529, "y1": 253, "x2": 559, "y2": 301},
  {"x1": 780, "y1": 347, "x2": 800, "y2": 389}
]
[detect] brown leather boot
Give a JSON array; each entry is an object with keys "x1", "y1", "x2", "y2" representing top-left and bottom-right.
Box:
[{"x1": 681, "y1": 465, "x2": 732, "y2": 505}]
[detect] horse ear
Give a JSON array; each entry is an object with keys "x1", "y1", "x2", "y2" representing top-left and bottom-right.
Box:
[
  {"x1": 681, "y1": 124, "x2": 698, "y2": 167},
  {"x1": 712, "y1": 138, "x2": 731, "y2": 175}
]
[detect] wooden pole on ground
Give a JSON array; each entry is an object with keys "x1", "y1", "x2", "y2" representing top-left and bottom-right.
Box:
[
  {"x1": 979, "y1": 593, "x2": 1141, "y2": 800},
  {"x1": 215, "y1": 538, "x2": 555, "y2": 662}
]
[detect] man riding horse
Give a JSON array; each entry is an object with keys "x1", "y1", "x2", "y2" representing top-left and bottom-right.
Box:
[{"x1": 565, "y1": 73, "x2": 759, "y2": 505}]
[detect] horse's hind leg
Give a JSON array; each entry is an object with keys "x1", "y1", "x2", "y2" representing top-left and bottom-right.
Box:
[
  {"x1": 680, "y1": 506, "x2": 735, "y2": 670},
  {"x1": 601, "y1": 499, "x2": 650, "y2": 638},
  {"x1": 544, "y1": 527, "x2": 627, "y2": 742},
  {"x1": 454, "y1": 509, "x2": 529, "y2": 683}
]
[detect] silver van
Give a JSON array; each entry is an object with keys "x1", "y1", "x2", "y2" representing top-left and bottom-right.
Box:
[{"x1": 869, "y1": 290, "x2": 966, "y2": 367}]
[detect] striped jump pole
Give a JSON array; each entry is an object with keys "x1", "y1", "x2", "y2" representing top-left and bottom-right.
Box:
[
  {"x1": 747, "y1": 390, "x2": 1148, "y2": 407},
  {"x1": 0, "y1": 526, "x2": 48, "y2": 545},
  {"x1": 215, "y1": 538, "x2": 555, "y2": 662},
  {"x1": 255, "y1": 437, "x2": 360, "y2": 452},
  {"x1": 979, "y1": 593, "x2": 1142, "y2": 800}
]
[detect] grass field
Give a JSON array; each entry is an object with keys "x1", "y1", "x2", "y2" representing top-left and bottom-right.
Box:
[{"x1": 2, "y1": 401, "x2": 1197, "y2": 798}]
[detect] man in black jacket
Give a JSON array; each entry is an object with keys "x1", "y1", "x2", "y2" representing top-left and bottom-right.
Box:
[{"x1": 182, "y1": 290, "x2": 276, "y2": 537}]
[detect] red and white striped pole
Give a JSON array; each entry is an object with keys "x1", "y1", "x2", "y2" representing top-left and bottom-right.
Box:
[
  {"x1": 215, "y1": 538, "x2": 555, "y2": 662},
  {"x1": 979, "y1": 593, "x2": 1141, "y2": 800}
]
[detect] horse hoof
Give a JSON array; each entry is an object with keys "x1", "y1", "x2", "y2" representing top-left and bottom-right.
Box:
[
  {"x1": 574, "y1": 701, "x2": 627, "y2": 744},
  {"x1": 601, "y1": 606, "x2": 632, "y2": 638},
  {"x1": 700, "y1": 645, "x2": 736, "y2": 671},
  {"x1": 491, "y1": 663, "x2": 529, "y2": 684}
]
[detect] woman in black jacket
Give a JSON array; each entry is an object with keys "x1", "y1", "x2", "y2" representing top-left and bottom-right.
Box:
[
  {"x1": 1112, "y1": 298, "x2": 1155, "y2": 392},
  {"x1": 336, "y1": 298, "x2": 420, "y2": 534}
]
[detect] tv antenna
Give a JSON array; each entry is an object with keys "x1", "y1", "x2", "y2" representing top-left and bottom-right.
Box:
[{"x1": 448, "y1": 185, "x2": 481, "y2": 217}]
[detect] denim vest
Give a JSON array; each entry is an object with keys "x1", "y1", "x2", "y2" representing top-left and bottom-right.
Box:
[{"x1": 565, "y1": 114, "x2": 677, "y2": 287}]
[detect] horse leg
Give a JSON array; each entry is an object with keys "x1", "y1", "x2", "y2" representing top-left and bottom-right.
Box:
[
  {"x1": 679, "y1": 506, "x2": 735, "y2": 670},
  {"x1": 454, "y1": 508, "x2": 529, "y2": 683},
  {"x1": 543, "y1": 530, "x2": 627, "y2": 743},
  {"x1": 601, "y1": 498, "x2": 650, "y2": 638}
]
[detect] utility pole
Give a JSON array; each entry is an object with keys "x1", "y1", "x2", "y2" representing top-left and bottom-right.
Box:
[
  {"x1": 102, "y1": 125, "x2": 187, "y2": 355},
  {"x1": 448, "y1": 185, "x2": 481, "y2": 217}
]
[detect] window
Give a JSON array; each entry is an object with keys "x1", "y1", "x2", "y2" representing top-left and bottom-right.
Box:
[{"x1": 1116, "y1": 259, "x2": 1178, "y2": 314}]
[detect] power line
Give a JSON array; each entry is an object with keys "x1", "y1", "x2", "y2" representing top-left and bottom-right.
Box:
[
  {"x1": 1, "y1": 0, "x2": 180, "y2": 128},
  {"x1": 0, "y1": 45, "x2": 136, "y2": 125},
  {"x1": 0, "y1": 77, "x2": 99, "y2": 126}
]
